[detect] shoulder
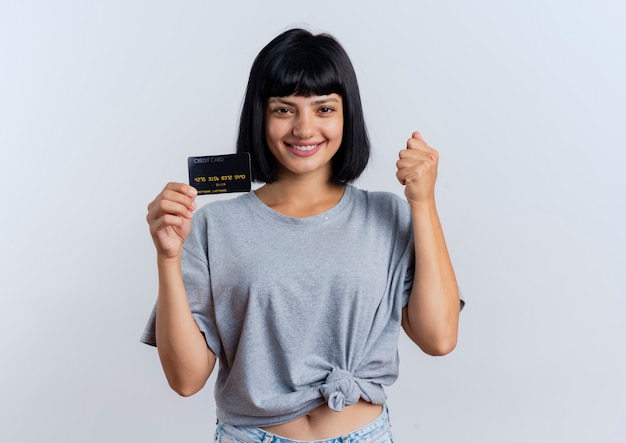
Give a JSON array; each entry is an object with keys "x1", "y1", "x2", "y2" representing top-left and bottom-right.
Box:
[
  {"x1": 350, "y1": 186, "x2": 410, "y2": 217},
  {"x1": 185, "y1": 193, "x2": 255, "y2": 248},
  {"x1": 348, "y1": 186, "x2": 412, "y2": 235}
]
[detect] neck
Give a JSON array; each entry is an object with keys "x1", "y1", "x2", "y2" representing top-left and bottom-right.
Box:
[{"x1": 254, "y1": 173, "x2": 346, "y2": 218}]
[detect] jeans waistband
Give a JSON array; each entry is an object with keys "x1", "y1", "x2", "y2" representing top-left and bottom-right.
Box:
[{"x1": 215, "y1": 404, "x2": 391, "y2": 443}]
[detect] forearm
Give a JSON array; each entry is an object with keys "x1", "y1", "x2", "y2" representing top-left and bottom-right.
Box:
[
  {"x1": 155, "y1": 256, "x2": 215, "y2": 396},
  {"x1": 403, "y1": 201, "x2": 460, "y2": 355}
]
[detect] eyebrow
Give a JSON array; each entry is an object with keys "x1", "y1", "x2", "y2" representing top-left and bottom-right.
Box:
[{"x1": 268, "y1": 96, "x2": 340, "y2": 106}]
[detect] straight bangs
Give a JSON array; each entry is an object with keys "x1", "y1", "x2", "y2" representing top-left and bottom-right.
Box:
[{"x1": 262, "y1": 49, "x2": 345, "y2": 99}]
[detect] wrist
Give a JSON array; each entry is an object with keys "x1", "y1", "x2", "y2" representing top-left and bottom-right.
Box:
[
  {"x1": 407, "y1": 198, "x2": 437, "y2": 213},
  {"x1": 156, "y1": 253, "x2": 183, "y2": 269}
]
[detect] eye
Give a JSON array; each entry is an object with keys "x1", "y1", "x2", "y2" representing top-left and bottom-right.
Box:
[
  {"x1": 272, "y1": 107, "x2": 292, "y2": 115},
  {"x1": 318, "y1": 106, "x2": 334, "y2": 114}
]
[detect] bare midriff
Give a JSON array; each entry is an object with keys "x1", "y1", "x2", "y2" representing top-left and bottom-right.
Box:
[{"x1": 262, "y1": 400, "x2": 383, "y2": 440}]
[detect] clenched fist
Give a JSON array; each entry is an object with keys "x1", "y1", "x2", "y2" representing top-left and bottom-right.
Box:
[
  {"x1": 146, "y1": 182, "x2": 198, "y2": 259},
  {"x1": 396, "y1": 132, "x2": 439, "y2": 207}
]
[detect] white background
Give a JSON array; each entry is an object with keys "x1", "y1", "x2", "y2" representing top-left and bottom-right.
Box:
[{"x1": 1, "y1": 1, "x2": 625, "y2": 442}]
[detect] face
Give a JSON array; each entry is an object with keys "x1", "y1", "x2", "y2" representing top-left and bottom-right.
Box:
[{"x1": 265, "y1": 93, "x2": 343, "y2": 180}]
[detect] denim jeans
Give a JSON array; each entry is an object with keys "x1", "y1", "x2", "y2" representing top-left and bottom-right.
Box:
[{"x1": 214, "y1": 405, "x2": 394, "y2": 443}]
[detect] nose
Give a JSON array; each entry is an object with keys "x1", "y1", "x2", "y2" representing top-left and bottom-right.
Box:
[{"x1": 292, "y1": 111, "x2": 315, "y2": 139}]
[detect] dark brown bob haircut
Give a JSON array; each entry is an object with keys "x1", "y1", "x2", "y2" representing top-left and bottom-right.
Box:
[{"x1": 236, "y1": 28, "x2": 370, "y2": 184}]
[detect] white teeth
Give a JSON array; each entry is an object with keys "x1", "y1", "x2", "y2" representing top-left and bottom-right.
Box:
[{"x1": 291, "y1": 144, "x2": 318, "y2": 151}]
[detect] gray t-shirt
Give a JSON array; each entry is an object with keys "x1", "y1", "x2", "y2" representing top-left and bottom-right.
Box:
[{"x1": 141, "y1": 185, "x2": 415, "y2": 427}]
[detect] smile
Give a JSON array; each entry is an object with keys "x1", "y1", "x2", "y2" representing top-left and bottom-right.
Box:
[{"x1": 288, "y1": 143, "x2": 321, "y2": 152}]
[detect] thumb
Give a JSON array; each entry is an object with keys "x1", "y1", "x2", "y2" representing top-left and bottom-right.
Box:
[{"x1": 412, "y1": 131, "x2": 425, "y2": 142}]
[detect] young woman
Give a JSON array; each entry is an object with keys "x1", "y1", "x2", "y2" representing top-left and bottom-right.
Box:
[{"x1": 142, "y1": 28, "x2": 463, "y2": 442}]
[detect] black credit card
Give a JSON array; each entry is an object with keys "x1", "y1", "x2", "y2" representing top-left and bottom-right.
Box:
[{"x1": 188, "y1": 153, "x2": 252, "y2": 195}]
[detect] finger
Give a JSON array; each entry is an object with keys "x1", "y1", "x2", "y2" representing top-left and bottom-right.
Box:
[
  {"x1": 164, "y1": 182, "x2": 198, "y2": 198},
  {"x1": 406, "y1": 131, "x2": 425, "y2": 150},
  {"x1": 396, "y1": 170, "x2": 406, "y2": 186},
  {"x1": 147, "y1": 196, "x2": 194, "y2": 228},
  {"x1": 411, "y1": 131, "x2": 425, "y2": 142},
  {"x1": 397, "y1": 157, "x2": 431, "y2": 176},
  {"x1": 396, "y1": 165, "x2": 431, "y2": 183},
  {"x1": 399, "y1": 148, "x2": 425, "y2": 159},
  {"x1": 407, "y1": 136, "x2": 433, "y2": 152},
  {"x1": 398, "y1": 147, "x2": 437, "y2": 163},
  {"x1": 150, "y1": 199, "x2": 195, "y2": 223},
  {"x1": 150, "y1": 213, "x2": 189, "y2": 234},
  {"x1": 396, "y1": 160, "x2": 417, "y2": 185},
  {"x1": 396, "y1": 153, "x2": 439, "y2": 182},
  {"x1": 403, "y1": 143, "x2": 439, "y2": 164},
  {"x1": 148, "y1": 185, "x2": 197, "y2": 215},
  {"x1": 161, "y1": 188, "x2": 197, "y2": 212}
]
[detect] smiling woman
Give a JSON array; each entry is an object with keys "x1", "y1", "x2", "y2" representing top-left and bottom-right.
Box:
[
  {"x1": 237, "y1": 29, "x2": 370, "y2": 186},
  {"x1": 142, "y1": 28, "x2": 463, "y2": 443},
  {"x1": 264, "y1": 94, "x2": 344, "y2": 178}
]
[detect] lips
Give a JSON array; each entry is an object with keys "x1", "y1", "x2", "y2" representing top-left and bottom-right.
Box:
[
  {"x1": 286, "y1": 142, "x2": 323, "y2": 156},
  {"x1": 290, "y1": 143, "x2": 319, "y2": 151}
]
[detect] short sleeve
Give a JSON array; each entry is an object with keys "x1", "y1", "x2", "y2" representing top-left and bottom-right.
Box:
[
  {"x1": 139, "y1": 212, "x2": 221, "y2": 357},
  {"x1": 180, "y1": 246, "x2": 221, "y2": 356},
  {"x1": 140, "y1": 304, "x2": 158, "y2": 346},
  {"x1": 402, "y1": 265, "x2": 414, "y2": 308}
]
